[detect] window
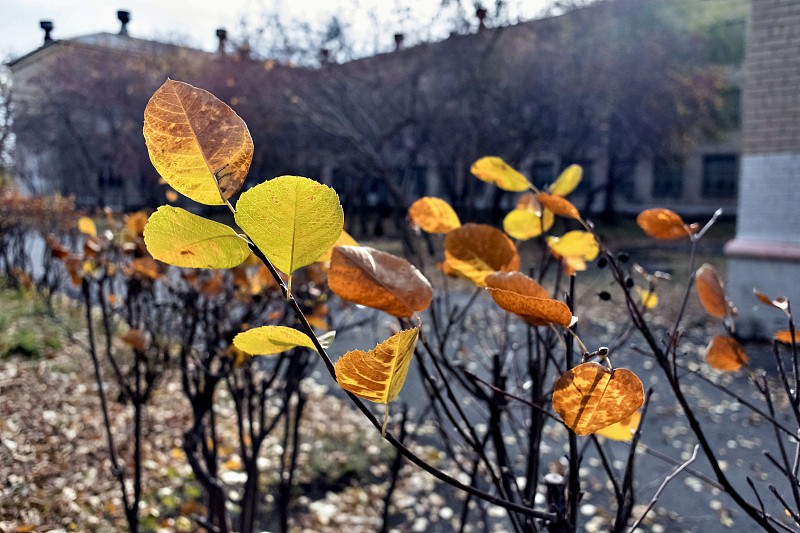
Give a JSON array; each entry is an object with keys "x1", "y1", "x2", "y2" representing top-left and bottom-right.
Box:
[
  {"x1": 531, "y1": 161, "x2": 555, "y2": 189},
  {"x1": 714, "y1": 87, "x2": 741, "y2": 129},
  {"x1": 612, "y1": 159, "x2": 637, "y2": 201},
  {"x1": 652, "y1": 158, "x2": 683, "y2": 199},
  {"x1": 702, "y1": 155, "x2": 738, "y2": 199}
]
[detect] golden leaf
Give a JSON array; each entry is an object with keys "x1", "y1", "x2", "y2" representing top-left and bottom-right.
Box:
[
  {"x1": 335, "y1": 327, "x2": 419, "y2": 404},
  {"x1": 503, "y1": 208, "x2": 554, "y2": 240},
  {"x1": 634, "y1": 287, "x2": 658, "y2": 309},
  {"x1": 485, "y1": 272, "x2": 572, "y2": 327},
  {"x1": 328, "y1": 246, "x2": 432, "y2": 318},
  {"x1": 552, "y1": 362, "x2": 644, "y2": 436},
  {"x1": 317, "y1": 229, "x2": 359, "y2": 264},
  {"x1": 595, "y1": 411, "x2": 641, "y2": 441},
  {"x1": 548, "y1": 164, "x2": 583, "y2": 197},
  {"x1": 470, "y1": 157, "x2": 529, "y2": 192},
  {"x1": 706, "y1": 336, "x2": 747, "y2": 371},
  {"x1": 408, "y1": 196, "x2": 461, "y2": 233},
  {"x1": 234, "y1": 325, "x2": 318, "y2": 356},
  {"x1": 637, "y1": 208, "x2": 691, "y2": 240},
  {"x1": 78, "y1": 216, "x2": 97, "y2": 237},
  {"x1": 775, "y1": 330, "x2": 798, "y2": 345},
  {"x1": 143, "y1": 79, "x2": 253, "y2": 205},
  {"x1": 536, "y1": 192, "x2": 580, "y2": 220}
]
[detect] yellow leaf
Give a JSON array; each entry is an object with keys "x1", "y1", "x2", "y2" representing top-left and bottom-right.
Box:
[
  {"x1": 143, "y1": 79, "x2": 253, "y2": 205},
  {"x1": 637, "y1": 208, "x2": 691, "y2": 240},
  {"x1": 143, "y1": 206, "x2": 250, "y2": 269},
  {"x1": 547, "y1": 231, "x2": 599, "y2": 261},
  {"x1": 503, "y1": 208, "x2": 554, "y2": 240},
  {"x1": 78, "y1": 216, "x2": 97, "y2": 237},
  {"x1": 634, "y1": 287, "x2": 658, "y2": 309},
  {"x1": 596, "y1": 411, "x2": 641, "y2": 441},
  {"x1": 706, "y1": 336, "x2": 747, "y2": 371},
  {"x1": 408, "y1": 197, "x2": 461, "y2": 233},
  {"x1": 328, "y1": 246, "x2": 433, "y2": 318},
  {"x1": 235, "y1": 175, "x2": 344, "y2": 276},
  {"x1": 234, "y1": 325, "x2": 317, "y2": 355},
  {"x1": 470, "y1": 157, "x2": 529, "y2": 192},
  {"x1": 317, "y1": 229, "x2": 359, "y2": 264},
  {"x1": 552, "y1": 362, "x2": 644, "y2": 436},
  {"x1": 444, "y1": 223, "x2": 520, "y2": 287},
  {"x1": 335, "y1": 327, "x2": 419, "y2": 404},
  {"x1": 548, "y1": 164, "x2": 583, "y2": 197}
]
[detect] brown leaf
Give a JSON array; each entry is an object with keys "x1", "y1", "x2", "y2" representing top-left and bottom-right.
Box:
[
  {"x1": 696, "y1": 264, "x2": 734, "y2": 318},
  {"x1": 485, "y1": 271, "x2": 549, "y2": 299},
  {"x1": 443, "y1": 223, "x2": 520, "y2": 287},
  {"x1": 552, "y1": 362, "x2": 644, "y2": 436},
  {"x1": 706, "y1": 336, "x2": 747, "y2": 371},
  {"x1": 122, "y1": 329, "x2": 147, "y2": 352},
  {"x1": 328, "y1": 245, "x2": 433, "y2": 318},
  {"x1": 131, "y1": 257, "x2": 161, "y2": 280},
  {"x1": 126, "y1": 211, "x2": 149, "y2": 236},
  {"x1": 637, "y1": 208, "x2": 691, "y2": 240},
  {"x1": 536, "y1": 192, "x2": 580, "y2": 220},
  {"x1": 487, "y1": 286, "x2": 573, "y2": 327},
  {"x1": 754, "y1": 290, "x2": 790, "y2": 312}
]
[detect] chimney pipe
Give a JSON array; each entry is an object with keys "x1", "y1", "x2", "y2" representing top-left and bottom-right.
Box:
[
  {"x1": 117, "y1": 10, "x2": 130, "y2": 36},
  {"x1": 40, "y1": 20, "x2": 54, "y2": 44},
  {"x1": 216, "y1": 28, "x2": 227, "y2": 55},
  {"x1": 394, "y1": 33, "x2": 404, "y2": 51},
  {"x1": 476, "y1": 7, "x2": 487, "y2": 31}
]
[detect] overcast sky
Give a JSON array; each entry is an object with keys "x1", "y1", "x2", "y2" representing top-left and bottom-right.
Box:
[{"x1": 2, "y1": 0, "x2": 552, "y2": 61}]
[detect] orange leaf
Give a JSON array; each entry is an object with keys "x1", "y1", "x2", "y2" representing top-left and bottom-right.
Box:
[
  {"x1": 595, "y1": 411, "x2": 641, "y2": 441},
  {"x1": 131, "y1": 257, "x2": 161, "y2": 280},
  {"x1": 165, "y1": 189, "x2": 179, "y2": 202},
  {"x1": 487, "y1": 286, "x2": 573, "y2": 327},
  {"x1": 328, "y1": 246, "x2": 432, "y2": 318},
  {"x1": 443, "y1": 223, "x2": 520, "y2": 287},
  {"x1": 408, "y1": 197, "x2": 461, "y2": 234},
  {"x1": 485, "y1": 271, "x2": 549, "y2": 300},
  {"x1": 775, "y1": 330, "x2": 798, "y2": 345},
  {"x1": 536, "y1": 192, "x2": 580, "y2": 220},
  {"x1": 706, "y1": 336, "x2": 747, "y2": 371},
  {"x1": 552, "y1": 362, "x2": 644, "y2": 436},
  {"x1": 126, "y1": 211, "x2": 149, "y2": 236},
  {"x1": 637, "y1": 208, "x2": 691, "y2": 240},
  {"x1": 696, "y1": 264, "x2": 734, "y2": 318},
  {"x1": 754, "y1": 290, "x2": 789, "y2": 312}
]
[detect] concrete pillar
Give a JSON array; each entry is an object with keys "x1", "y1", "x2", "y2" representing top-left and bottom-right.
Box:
[{"x1": 725, "y1": 0, "x2": 800, "y2": 337}]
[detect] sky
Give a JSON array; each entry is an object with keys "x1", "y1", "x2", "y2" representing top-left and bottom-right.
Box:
[{"x1": 1, "y1": 0, "x2": 552, "y2": 61}]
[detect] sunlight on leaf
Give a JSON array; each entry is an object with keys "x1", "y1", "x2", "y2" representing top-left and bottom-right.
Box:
[
  {"x1": 143, "y1": 206, "x2": 250, "y2": 269},
  {"x1": 503, "y1": 208, "x2": 554, "y2": 240},
  {"x1": 548, "y1": 164, "x2": 583, "y2": 197},
  {"x1": 408, "y1": 196, "x2": 461, "y2": 234},
  {"x1": 443, "y1": 223, "x2": 520, "y2": 287},
  {"x1": 552, "y1": 362, "x2": 644, "y2": 436},
  {"x1": 706, "y1": 335, "x2": 747, "y2": 371},
  {"x1": 485, "y1": 272, "x2": 571, "y2": 327},
  {"x1": 335, "y1": 327, "x2": 419, "y2": 404},
  {"x1": 328, "y1": 245, "x2": 433, "y2": 318},
  {"x1": 637, "y1": 208, "x2": 691, "y2": 240},
  {"x1": 235, "y1": 175, "x2": 344, "y2": 276},
  {"x1": 78, "y1": 216, "x2": 97, "y2": 237},
  {"x1": 696, "y1": 264, "x2": 735, "y2": 318},
  {"x1": 233, "y1": 325, "x2": 317, "y2": 356},
  {"x1": 143, "y1": 79, "x2": 253, "y2": 205},
  {"x1": 470, "y1": 157, "x2": 529, "y2": 192},
  {"x1": 754, "y1": 290, "x2": 790, "y2": 312},
  {"x1": 595, "y1": 411, "x2": 641, "y2": 441}
]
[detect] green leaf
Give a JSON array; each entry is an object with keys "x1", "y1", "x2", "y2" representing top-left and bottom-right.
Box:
[
  {"x1": 233, "y1": 325, "x2": 318, "y2": 355},
  {"x1": 235, "y1": 176, "x2": 344, "y2": 276},
  {"x1": 143, "y1": 79, "x2": 253, "y2": 205},
  {"x1": 143, "y1": 206, "x2": 250, "y2": 269}
]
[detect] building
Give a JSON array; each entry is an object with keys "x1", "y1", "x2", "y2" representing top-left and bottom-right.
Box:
[{"x1": 7, "y1": 1, "x2": 746, "y2": 227}]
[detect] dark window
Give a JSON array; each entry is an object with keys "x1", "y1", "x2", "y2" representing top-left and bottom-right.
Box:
[
  {"x1": 612, "y1": 159, "x2": 637, "y2": 201},
  {"x1": 531, "y1": 161, "x2": 555, "y2": 189},
  {"x1": 652, "y1": 158, "x2": 683, "y2": 199},
  {"x1": 702, "y1": 155, "x2": 738, "y2": 199}
]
